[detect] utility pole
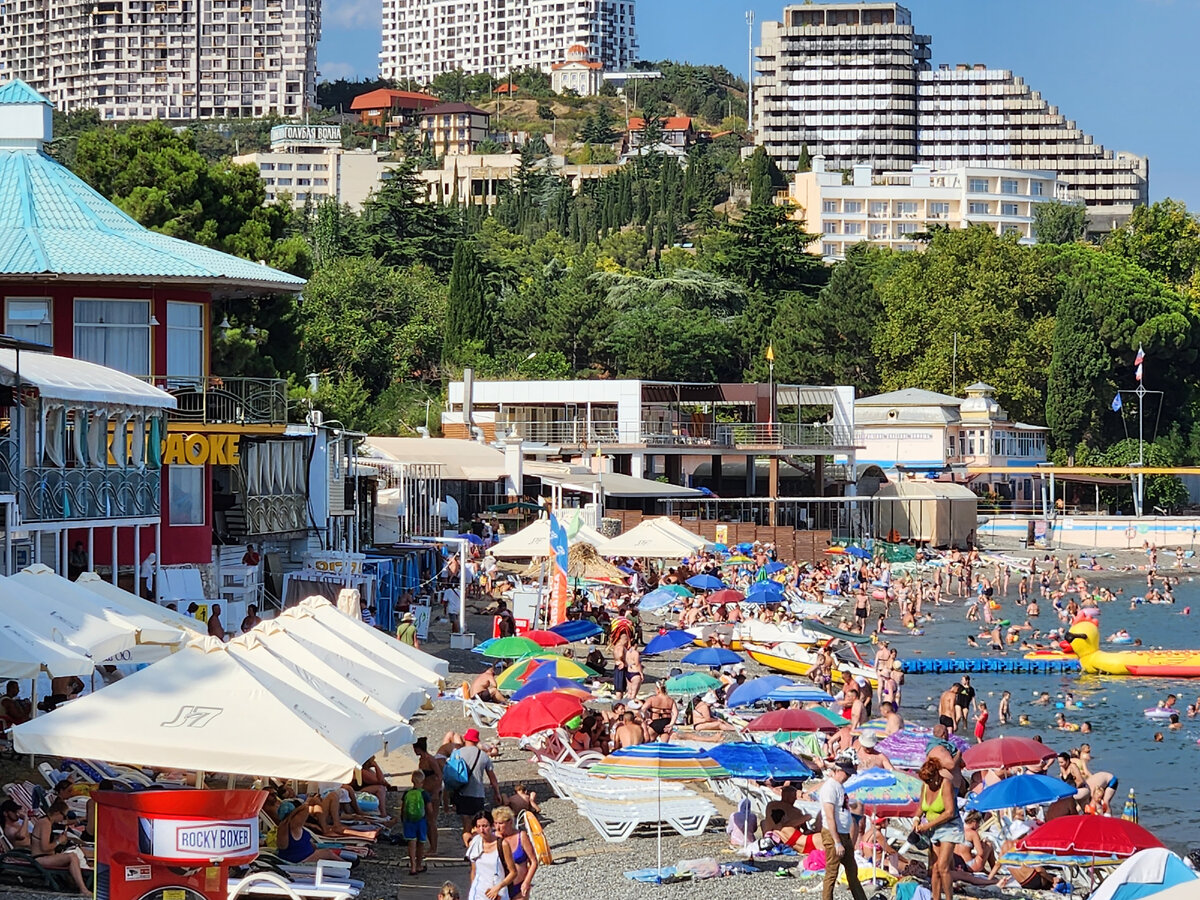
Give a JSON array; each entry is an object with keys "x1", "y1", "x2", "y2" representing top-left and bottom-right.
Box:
[{"x1": 746, "y1": 10, "x2": 755, "y2": 130}]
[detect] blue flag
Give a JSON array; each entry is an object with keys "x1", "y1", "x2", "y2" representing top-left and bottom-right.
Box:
[
  {"x1": 548, "y1": 514, "x2": 569, "y2": 574},
  {"x1": 1111, "y1": 393, "x2": 1123, "y2": 412}
]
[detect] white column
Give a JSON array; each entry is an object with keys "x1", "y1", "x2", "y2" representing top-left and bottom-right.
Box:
[{"x1": 630, "y1": 451, "x2": 645, "y2": 479}]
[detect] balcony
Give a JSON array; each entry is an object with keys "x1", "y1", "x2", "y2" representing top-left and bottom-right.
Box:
[
  {"x1": 145, "y1": 376, "x2": 288, "y2": 425},
  {"x1": 498, "y1": 420, "x2": 856, "y2": 450}
]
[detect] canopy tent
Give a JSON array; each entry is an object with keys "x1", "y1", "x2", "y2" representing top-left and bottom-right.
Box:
[
  {"x1": 12, "y1": 637, "x2": 394, "y2": 783},
  {"x1": 280, "y1": 597, "x2": 448, "y2": 683},
  {"x1": 603, "y1": 517, "x2": 707, "y2": 559},
  {"x1": 650, "y1": 517, "x2": 710, "y2": 550},
  {"x1": 872, "y1": 480, "x2": 978, "y2": 548},
  {"x1": 13, "y1": 565, "x2": 187, "y2": 660},
  {"x1": 248, "y1": 620, "x2": 429, "y2": 720},
  {"x1": 0, "y1": 575, "x2": 136, "y2": 660},
  {"x1": 492, "y1": 517, "x2": 611, "y2": 558},
  {"x1": 0, "y1": 619, "x2": 94, "y2": 679},
  {"x1": 75, "y1": 573, "x2": 206, "y2": 636}
]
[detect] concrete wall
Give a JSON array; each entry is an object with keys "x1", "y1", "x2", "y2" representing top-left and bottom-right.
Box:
[{"x1": 978, "y1": 514, "x2": 1200, "y2": 550}]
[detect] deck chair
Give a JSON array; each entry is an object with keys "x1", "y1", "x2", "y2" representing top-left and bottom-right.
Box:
[
  {"x1": 527, "y1": 729, "x2": 603, "y2": 768},
  {"x1": 229, "y1": 869, "x2": 358, "y2": 900},
  {"x1": 571, "y1": 794, "x2": 717, "y2": 843},
  {"x1": 539, "y1": 762, "x2": 689, "y2": 802},
  {"x1": 0, "y1": 833, "x2": 79, "y2": 893},
  {"x1": 461, "y1": 688, "x2": 505, "y2": 730}
]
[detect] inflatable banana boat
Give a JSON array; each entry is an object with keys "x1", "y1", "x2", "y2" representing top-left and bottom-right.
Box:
[{"x1": 1063, "y1": 616, "x2": 1200, "y2": 677}]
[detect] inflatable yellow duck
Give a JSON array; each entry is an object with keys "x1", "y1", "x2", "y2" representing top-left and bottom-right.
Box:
[{"x1": 1063, "y1": 616, "x2": 1200, "y2": 677}]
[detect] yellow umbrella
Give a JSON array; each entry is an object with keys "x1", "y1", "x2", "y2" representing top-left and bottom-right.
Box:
[{"x1": 496, "y1": 654, "x2": 599, "y2": 690}]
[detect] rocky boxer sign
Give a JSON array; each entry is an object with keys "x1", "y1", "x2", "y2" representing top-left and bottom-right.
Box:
[{"x1": 140, "y1": 817, "x2": 257, "y2": 860}]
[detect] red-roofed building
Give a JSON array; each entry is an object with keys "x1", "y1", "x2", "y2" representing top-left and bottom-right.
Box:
[
  {"x1": 627, "y1": 116, "x2": 695, "y2": 149},
  {"x1": 349, "y1": 88, "x2": 440, "y2": 128},
  {"x1": 551, "y1": 44, "x2": 605, "y2": 96},
  {"x1": 494, "y1": 83, "x2": 520, "y2": 95}
]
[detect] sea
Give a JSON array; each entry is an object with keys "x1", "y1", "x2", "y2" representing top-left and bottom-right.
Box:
[{"x1": 880, "y1": 569, "x2": 1200, "y2": 853}]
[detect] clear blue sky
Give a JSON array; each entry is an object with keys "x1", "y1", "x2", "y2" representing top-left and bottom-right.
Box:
[{"x1": 318, "y1": 0, "x2": 1196, "y2": 208}]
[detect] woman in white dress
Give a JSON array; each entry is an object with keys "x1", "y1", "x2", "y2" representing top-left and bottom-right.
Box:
[{"x1": 465, "y1": 812, "x2": 516, "y2": 900}]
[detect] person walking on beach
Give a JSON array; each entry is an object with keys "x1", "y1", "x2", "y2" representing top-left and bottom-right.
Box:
[
  {"x1": 973, "y1": 701, "x2": 989, "y2": 743},
  {"x1": 819, "y1": 757, "x2": 869, "y2": 900},
  {"x1": 938, "y1": 685, "x2": 957, "y2": 731},
  {"x1": 914, "y1": 756, "x2": 963, "y2": 900},
  {"x1": 465, "y1": 812, "x2": 516, "y2": 900},
  {"x1": 453, "y1": 729, "x2": 502, "y2": 836}
]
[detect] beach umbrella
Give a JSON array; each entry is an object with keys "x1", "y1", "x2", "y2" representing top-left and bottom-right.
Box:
[
  {"x1": 844, "y1": 546, "x2": 871, "y2": 559},
  {"x1": 495, "y1": 656, "x2": 597, "y2": 691},
  {"x1": 708, "y1": 742, "x2": 813, "y2": 782},
  {"x1": 686, "y1": 574, "x2": 724, "y2": 591},
  {"x1": 523, "y1": 629, "x2": 568, "y2": 648},
  {"x1": 747, "y1": 582, "x2": 786, "y2": 604},
  {"x1": 548, "y1": 620, "x2": 604, "y2": 642},
  {"x1": 735, "y1": 542, "x2": 754, "y2": 553},
  {"x1": 727, "y1": 675, "x2": 794, "y2": 708},
  {"x1": 681, "y1": 647, "x2": 742, "y2": 667},
  {"x1": 706, "y1": 588, "x2": 745, "y2": 605},
  {"x1": 847, "y1": 769, "x2": 923, "y2": 814},
  {"x1": 590, "y1": 743, "x2": 728, "y2": 879},
  {"x1": 725, "y1": 554, "x2": 753, "y2": 565},
  {"x1": 877, "y1": 728, "x2": 970, "y2": 769},
  {"x1": 644, "y1": 630, "x2": 697, "y2": 656},
  {"x1": 964, "y1": 774, "x2": 1077, "y2": 812},
  {"x1": 962, "y1": 736, "x2": 1058, "y2": 770},
  {"x1": 761, "y1": 561, "x2": 788, "y2": 575},
  {"x1": 845, "y1": 767, "x2": 898, "y2": 792},
  {"x1": 664, "y1": 672, "x2": 722, "y2": 697},
  {"x1": 765, "y1": 683, "x2": 836, "y2": 703},
  {"x1": 809, "y1": 706, "x2": 851, "y2": 727},
  {"x1": 457, "y1": 532, "x2": 485, "y2": 546},
  {"x1": 745, "y1": 708, "x2": 841, "y2": 733},
  {"x1": 712, "y1": 543, "x2": 729, "y2": 553},
  {"x1": 1087, "y1": 848, "x2": 1197, "y2": 900},
  {"x1": 496, "y1": 691, "x2": 585, "y2": 738},
  {"x1": 480, "y1": 636, "x2": 543, "y2": 659},
  {"x1": 1021, "y1": 815, "x2": 1164, "y2": 858},
  {"x1": 662, "y1": 584, "x2": 693, "y2": 597},
  {"x1": 471, "y1": 637, "x2": 499, "y2": 655},
  {"x1": 510, "y1": 675, "x2": 594, "y2": 703},
  {"x1": 638, "y1": 588, "x2": 680, "y2": 611}
]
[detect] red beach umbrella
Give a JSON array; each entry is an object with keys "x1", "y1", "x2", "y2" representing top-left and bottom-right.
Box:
[
  {"x1": 745, "y1": 708, "x2": 841, "y2": 733},
  {"x1": 707, "y1": 588, "x2": 746, "y2": 605},
  {"x1": 961, "y1": 736, "x2": 1057, "y2": 770},
  {"x1": 496, "y1": 691, "x2": 585, "y2": 738},
  {"x1": 1020, "y1": 815, "x2": 1164, "y2": 858},
  {"x1": 523, "y1": 629, "x2": 568, "y2": 648}
]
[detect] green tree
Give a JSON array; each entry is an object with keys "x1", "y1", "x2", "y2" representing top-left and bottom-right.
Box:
[
  {"x1": 358, "y1": 157, "x2": 459, "y2": 272},
  {"x1": 704, "y1": 203, "x2": 823, "y2": 294},
  {"x1": 1103, "y1": 199, "x2": 1200, "y2": 298},
  {"x1": 747, "y1": 146, "x2": 783, "y2": 207},
  {"x1": 445, "y1": 242, "x2": 491, "y2": 358},
  {"x1": 1033, "y1": 200, "x2": 1088, "y2": 245},
  {"x1": 1045, "y1": 282, "x2": 1108, "y2": 455},
  {"x1": 797, "y1": 144, "x2": 812, "y2": 173},
  {"x1": 1096, "y1": 438, "x2": 1188, "y2": 510}
]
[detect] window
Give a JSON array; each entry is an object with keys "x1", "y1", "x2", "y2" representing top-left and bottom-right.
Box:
[
  {"x1": 844, "y1": 221, "x2": 863, "y2": 235},
  {"x1": 1001, "y1": 179, "x2": 1019, "y2": 195},
  {"x1": 822, "y1": 199, "x2": 838, "y2": 213},
  {"x1": 822, "y1": 220, "x2": 839, "y2": 234},
  {"x1": 896, "y1": 201, "x2": 917, "y2": 216},
  {"x1": 869, "y1": 201, "x2": 888, "y2": 217},
  {"x1": 1031, "y1": 181, "x2": 1044, "y2": 197},
  {"x1": 1002, "y1": 224, "x2": 1022, "y2": 236},
  {"x1": 74, "y1": 299, "x2": 150, "y2": 375},
  {"x1": 822, "y1": 242, "x2": 840, "y2": 257},
  {"x1": 968, "y1": 202, "x2": 990, "y2": 215},
  {"x1": 843, "y1": 200, "x2": 862, "y2": 214},
  {"x1": 1001, "y1": 202, "x2": 1019, "y2": 216},
  {"x1": 5, "y1": 297, "x2": 52, "y2": 346},
  {"x1": 968, "y1": 177, "x2": 989, "y2": 193},
  {"x1": 870, "y1": 223, "x2": 888, "y2": 238},
  {"x1": 168, "y1": 466, "x2": 205, "y2": 525},
  {"x1": 929, "y1": 202, "x2": 950, "y2": 218},
  {"x1": 166, "y1": 301, "x2": 204, "y2": 379}
]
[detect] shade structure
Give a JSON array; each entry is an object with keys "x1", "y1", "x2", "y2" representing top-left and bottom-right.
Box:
[
  {"x1": 707, "y1": 742, "x2": 812, "y2": 782},
  {"x1": 472, "y1": 638, "x2": 499, "y2": 656},
  {"x1": 523, "y1": 630, "x2": 568, "y2": 648},
  {"x1": 644, "y1": 630, "x2": 696, "y2": 656},
  {"x1": 13, "y1": 638, "x2": 394, "y2": 782},
  {"x1": 638, "y1": 588, "x2": 680, "y2": 611},
  {"x1": 809, "y1": 707, "x2": 851, "y2": 727},
  {"x1": 761, "y1": 561, "x2": 789, "y2": 575},
  {"x1": 745, "y1": 708, "x2": 841, "y2": 733},
  {"x1": 602, "y1": 518, "x2": 705, "y2": 559},
  {"x1": 964, "y1": 774, "x2": 1078, "y2": 812},
  {"x1": 681, "y1": 647, "x2": 742, "y2": 668},
  {"x1": 706, "y1": 588, "x2": 745, "y2": 606},
  {"x1": 664, "y1": 672, "x2": 721, "y2": 697},
  {"x1": 247, "y1": 620, "x2": 430, "y2": 720},
  {"x1": 481, "y1": 636, "x2": 544, "y2": 659},
  {"x1": 727, "y1": 675, "x2": 795, "y2": 708},
  {"x1": 844, "y1": 546, "x2": 871, "y2": 559},
  {"x1": 509, "y1": 675, "x2": 593, "y2": 703},
  {"x1": 0, "y1": 619, "x2": 93, "y2": 679},
  {"x1": 662, "y1": 584, "x2": 692, "y2": 597},
  {"x1": 686, "y1": 574, "x2": 724, "y2": 591},
  {"x1": 495, "y1": 656, "x2": 597, "y2": 691},
  {"x1": 848, "y1": 769, "x2": 922, "y2": 814},
  {"x1": 1087, "y1": 848, "x2": 1198, "y2": 900},
  {"x1": 548, "y1": 620, "x2": 603, "y2": 642},
  {"x1": 13, "y1": 565, "x2": 187, "y2": 661},
  {"x1": 1021, "y1": 815, "x2": 1164, "y2": 858},
  {"x1": 0, "y1": 574, "x2": 137, "y2": 660},
  {"x1": 490, "y1": 517, "x2": 610, "y2": 558},
  {"x1": 496, "y1": 691, "x2": 584, "y2": 738},
  {"x1": 765, "y1": 683, "x2": 836, "y2": 703},
  {"x1": 76, "y1": 573, "x2": 205, "y2": 636},
  {"x1": 746, "y1": 581, "x2": 785, "y2": 602},
  {"x1": 962, "y1": 736, "x2": 1058, "y2": 770}
]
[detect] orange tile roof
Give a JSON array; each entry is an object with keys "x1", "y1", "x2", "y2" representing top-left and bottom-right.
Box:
[
  {"x1": 350, "y1": 88, "x2": 440, "y2": 111},
  {"x1": 628, "y1": 116, "x2": 694, "y2": 133},
  {"x1": 495, "y1": 83, "x2": 519, "y2": 94},
  {"x1": 551, "y1": 60, "x2": 604, "y2": 70}
]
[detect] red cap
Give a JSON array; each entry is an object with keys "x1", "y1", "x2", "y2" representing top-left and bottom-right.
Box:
[{"x1": 464, "y1": 728, "x2": 481, "y2": 743}]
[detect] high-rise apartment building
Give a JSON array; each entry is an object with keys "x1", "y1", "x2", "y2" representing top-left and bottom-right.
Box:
[
  {"x1": 380, "y1": 0, "x2": 637, "y2": 84},
  {"x1": 0, "y1": 0, "x2": 319, "y2": 119},
  {"x1": 754, "y1": 2, "x2": 1147, "y2": 225}
]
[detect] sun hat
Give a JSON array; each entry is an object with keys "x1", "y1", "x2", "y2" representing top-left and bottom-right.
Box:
[
  {"x1": 701, "y1": 691, "x2": 719, "y2": 705},
  {"x1": 834, "y1": 758, "x2": 857, "y2": 775},
  {"x1": 400, "y1": 612, "x2": 415, "y2": 622},
  {"x1": 859, "y1": 732, "x2": 879, "y2": 748},
  {"x1": 463, "y1": 728, "x2": 481, "y2": 743}
]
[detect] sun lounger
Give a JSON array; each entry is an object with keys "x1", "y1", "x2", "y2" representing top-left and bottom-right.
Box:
[
  {"x1": 538, "y1": 762, "x2": 690, "y2": 802},
  {"x1": 571, "y1": 794, "x2": 717, "y2": 843},
  {"x1": 229, "y1": 868, "x2": 358, "y2": 900},
  {"x1": 460, "y1": 683, "x2": 505, "y2": 730},
  {"x1": 522, "y1": 729, "x2": 603, "y2": 768}
]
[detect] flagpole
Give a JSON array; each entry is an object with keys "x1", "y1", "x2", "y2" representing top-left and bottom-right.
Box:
[{"x1": 1135, "y1": 345, "x2": 1145, "y2": 516}]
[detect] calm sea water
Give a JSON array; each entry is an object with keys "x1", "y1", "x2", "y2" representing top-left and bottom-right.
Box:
[{"x1": 882, "y1": 571, "x2": 1200, "y2": 852}]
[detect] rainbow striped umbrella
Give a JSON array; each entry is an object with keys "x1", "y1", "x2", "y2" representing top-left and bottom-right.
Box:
[
  {"x1": 495, "y1": 655, "x2": 597, "y2": 691},
  {"x1": 590, "y1": 743, "x2": 729, "y2": 879}
]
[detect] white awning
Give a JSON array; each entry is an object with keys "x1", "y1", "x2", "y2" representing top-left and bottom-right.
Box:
[
  {"x1": 491, "y1": 516, "x2": 611, "y2": 558},
  {"x1": 0, "y1": 350, "x2": 175, "y2": 411},
  {"x1": 602, "y1": 516, "x2": 707, "y2": 558},
  {"x1": 361, "y1": 437, "x2": 506, "y2": 482}
]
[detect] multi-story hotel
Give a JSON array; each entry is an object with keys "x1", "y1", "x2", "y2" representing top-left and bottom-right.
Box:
[
  {"x1": 754, "y1": 2, "x2": 1147, "y2": 227},
  {"x1": 0, "y1": 0, "x2": 319, "y2": 119},
  {"x1": 380, "y1": 0, "x2": 637, "y2": 84},
  {"x1": 788, "y1": 156, "x2": 1071, "y2": 261}
]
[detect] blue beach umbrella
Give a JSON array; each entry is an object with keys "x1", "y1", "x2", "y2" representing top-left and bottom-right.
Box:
[
  {"x1": 472, "y1": 637, "x2": 499, "y2": 655},
  {"x1": 964, "y1": 774, "x2": 1078, "y2": 812},
  {"x1": 643, "y1": 630, "x2": 697, "y2": 656},
  {"x1": 845, "y1": 767, "x2": 898, "y2": 793},
  {"x1": 548, "y1": 620, "x2": 603, "y2": 642},
  {"x1": 457, "y1": 532, "x2": 485, "y2": 545},
  {"x1": 638, "y1": 587, "x2": 680, "y2": 611},
  {"x1": 681, "y1": 646, "x2": 742, "y2": 667},
  {"x1": 761, "y1": 561, "x2": 788, "y2": 575},
  {"x1": 726, "y1": 675, "x2": 794, "y2": 708},
  {"x1": 765, "y1": 683, "x2": 836, "y2": 703},
  {"x1": 686, "y1": 573, "x2": 724, "y2": 591},
  {"x1": 708, "y1": 742, "x2": 814, "y2": 782},
  {"x1": 747, "y1": 581, "x2": 785, "y2": 603},
  {"x1": 844, "y1": 546, "x2": 871, "y2": 559}
]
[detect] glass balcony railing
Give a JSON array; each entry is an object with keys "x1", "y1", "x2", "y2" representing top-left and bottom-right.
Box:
[{"x1": 496, "y1": 420, "x2": 856, "y2": 449}]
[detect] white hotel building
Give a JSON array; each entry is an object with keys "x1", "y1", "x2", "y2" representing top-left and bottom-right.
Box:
[
  {"x1": 380, "y1": 0, "x2": 637, "y2": 84},
  {"x1": 787, "y1": 156, "x2": 1071, "y2": 261}
]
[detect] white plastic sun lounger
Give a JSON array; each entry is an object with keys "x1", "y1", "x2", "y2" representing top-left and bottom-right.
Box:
[
  {"x1": 571, "y1": 794, "x2": 717, "y2": 843},
  {"x1": 229, "y1": 862, "x2": 361, "y2": 900}
]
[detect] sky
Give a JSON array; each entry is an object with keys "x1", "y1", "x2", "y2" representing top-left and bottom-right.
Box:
[{"x1": 317, "y1": 0, "x2": 1199, "y2": 208}]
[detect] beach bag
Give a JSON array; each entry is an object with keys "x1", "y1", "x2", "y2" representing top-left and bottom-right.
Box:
[
  {"x1": 402, "y1": 788, "x2": 426, "y2": 823},
  {"x1": 442, "y1": 749, "x2": 471, "y2": 792}
]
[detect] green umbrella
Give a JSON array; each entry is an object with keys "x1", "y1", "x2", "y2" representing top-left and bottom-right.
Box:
[
  {"x1": 480, "y1": 636, "x2": 543, "y2": 659},
  {"x1": 664, "y1": 672, "x2": 721, "y2": 697},
  {"x1": 663, "y1": 584, "x2": 692, "y2": 597},
  {"x1": 810, "y1": 706, "x2": 851, "y2": 727}
]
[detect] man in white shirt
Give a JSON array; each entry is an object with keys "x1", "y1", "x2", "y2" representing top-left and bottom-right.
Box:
[{"x1": 819, "y1": 757, "x2": 868, "y2": 900}]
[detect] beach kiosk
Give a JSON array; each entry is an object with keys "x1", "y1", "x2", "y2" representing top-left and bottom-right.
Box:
[{"x1": 93, "y1": 789, "x2": 264, "y2": 900}]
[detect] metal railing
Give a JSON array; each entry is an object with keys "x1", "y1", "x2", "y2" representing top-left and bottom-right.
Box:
[
  {"x1": 498, "y1": 420, "x2": 856, "y2": 449},
  {"x1": 144, "y1": 376, "x2": 289, "y2": 426}
]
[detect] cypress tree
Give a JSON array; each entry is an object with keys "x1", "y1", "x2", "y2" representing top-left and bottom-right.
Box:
[{"x1": 445, "y1": 242, "x2": 490, "y2": 357}]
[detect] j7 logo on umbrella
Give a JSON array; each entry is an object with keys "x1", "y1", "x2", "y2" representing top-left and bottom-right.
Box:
[{"x1": 161, "y1": 705, "x2": 223, "y2": 728}]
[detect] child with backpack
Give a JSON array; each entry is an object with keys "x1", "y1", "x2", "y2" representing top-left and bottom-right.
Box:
[{"x1": 402, "y1": 771, "x2": 433, "y2": 876}]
